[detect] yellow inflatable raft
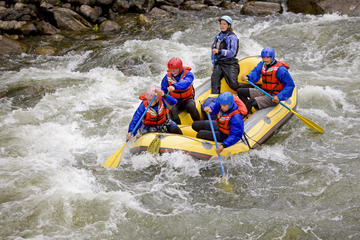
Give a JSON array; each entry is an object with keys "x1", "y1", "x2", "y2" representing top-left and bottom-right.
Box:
[{"x1": 129, "y1": 56, "x2": 297, "y2": 160}]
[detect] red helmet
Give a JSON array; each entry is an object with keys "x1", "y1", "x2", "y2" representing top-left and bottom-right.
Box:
[{"x1": 167, "y1": 57, "x2": 183, "y2": 72}]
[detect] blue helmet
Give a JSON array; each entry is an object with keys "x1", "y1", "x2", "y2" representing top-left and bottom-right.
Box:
[
  {"x1": 218, "y1": 91, "x2": 234, "y2": 107},
  {"x1": 261, "y1": 47, "x2": 275, "y2": 60},
  {"x1": 219, "y1": 15, "x2": 232, "y2": 25}
]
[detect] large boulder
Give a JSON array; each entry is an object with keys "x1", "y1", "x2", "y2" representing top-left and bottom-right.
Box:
[
  {"x1": 0, "y1": 35, "x2": 28, "y2": 55},
  {"x1": 99, "y1": 19, "x2": 120, "y2": 32},
  {"x1": 40, "y1": 4, "x2": 92, "y2": 31},
  {"x1": 241, "y1": 1, "x2": 282, "y2": 16},
  {"x1": 80, "y1": 4, "x2": 102, "y2": 23},
  {"x1": 287, "y1": 0, "x2": 360, "y2": 16}
]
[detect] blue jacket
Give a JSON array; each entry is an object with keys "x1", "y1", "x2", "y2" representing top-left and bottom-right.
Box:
[
  {"x1": 211, "y1": 31, "x2": 239, "y2": 62},
  {"x1": 128, "y1": 95, "x2": 178, "y2": 135},
  {"x1": 247, "y1": 60, "x2": 295, "y2": 101},
  {"x1": 161, "y1": 69, "x2": 194, "y2": 103},
  {"x1": 208, "y1": 99, "x2": 244, "y2": 148}
]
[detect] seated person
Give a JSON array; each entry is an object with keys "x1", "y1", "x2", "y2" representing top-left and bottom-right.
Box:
[
  {"x1": 127, "y1": 86, "x2": 182, "y2": 140},
  {"x1": 161, "y1": 57, "x2": 200, "y2": 124},
  {"x1": 192, "y1": 92, "x2": 246, "y2": 154},
  {"x1": 237, "y1": 47, "x2": 295, "y2": 112}
]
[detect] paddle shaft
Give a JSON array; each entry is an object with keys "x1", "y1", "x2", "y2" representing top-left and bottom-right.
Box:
[
  {"x1": 130, "y1": 94, "x2": 157, "y2": 138},
  {"x1": 207, "y1": 113, "x2": 225, "y2": 177},
  {"x1": 247, "y1": 80, "x2": 291, "y2": 111},
  {"x1": 247, "y1": 80, "x2": 324, "y2": 133}
]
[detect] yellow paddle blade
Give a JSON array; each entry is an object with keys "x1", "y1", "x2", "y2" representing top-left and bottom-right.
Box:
[
  {"x1": 291, "y1": 110, "x2": 324, "y2": 133},
  {"x1": 219, "y1": 176, "x2": 233, "y2": 192},
  {"x1": 147, "y1": 135, "x2": 161, "y2": 156},
  {"x1": 103, "y1": 142, "x2": 126, "y2": 168}
]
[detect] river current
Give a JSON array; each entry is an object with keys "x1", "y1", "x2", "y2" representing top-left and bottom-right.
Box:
[{"x1": 0, "y1": 10, "x2": 359, "y2": 240}]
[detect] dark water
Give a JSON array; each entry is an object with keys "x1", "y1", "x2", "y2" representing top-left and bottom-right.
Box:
[{"x1": 0, "y1": 10, "x2": 359, "y2": 240}]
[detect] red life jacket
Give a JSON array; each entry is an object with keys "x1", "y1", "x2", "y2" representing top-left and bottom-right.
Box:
[
  {"x1": 261, "y1": 60, "x2": 290, "y2": 95},
  {"x1": 216, "y1": 96, "x2": 247, "y2": 135},
  {"x1": 139, "y1": 94, "x2": 169, "y2": 126},
  {"x1": 167, "y1": 66, "x2": 195, "y2": 101}
]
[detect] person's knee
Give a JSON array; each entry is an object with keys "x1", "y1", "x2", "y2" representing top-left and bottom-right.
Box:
[
  {"x1": 237, "y1": 88, "x2": 250, "y2": 99},
  {"x1": 169, "y1": 125, "x2": 182, "y2": 135},
  {"x1": 192, "y1": 121, "x2": 201, "y2": 132},
  {"x1": 228, "y1": 79, "x2": 239, "y2": 90}
]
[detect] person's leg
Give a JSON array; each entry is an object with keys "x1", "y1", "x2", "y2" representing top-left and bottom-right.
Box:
[
  {"x1": 192, "y1": 120, "x2": 225, "y2": 141},
  {"x1": 168, "y1": 125, "x2": 182, "y2": 135},
  {"x1": 237, "y1": 88, "x2": 251, "y2": 104},
  {"x1": 170, "y1": 102, "x2": 185, "y2": 124},
  {"x1": 184, "y1": 99, "x2": 200, "y2": 122},
  {"x1": 221, "y1": 61, "x2": 240, "y2": 91},
  {"x1": 196, "y1": 130, "x2": 214, "y2": 141},
  {"x1": 192, "y1": 120, "x2": 210, "y2": 132},
  {"x1": 237, "y1": 88, "x2": 258, "y2": 113},
  {"x1": 166, "y1": 119, "x2": 183, "y2": 135},
  {"x1": 249, "y1": 88, "x2": 275, "y2": 109},
  {"x1": 211, "y1": 64, "x2": 223, "y2": 94}
]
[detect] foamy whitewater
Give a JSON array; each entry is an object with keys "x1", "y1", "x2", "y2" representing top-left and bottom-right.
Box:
[{"x1": 0, "y1": 11, "x2": 359, "y2": 239}]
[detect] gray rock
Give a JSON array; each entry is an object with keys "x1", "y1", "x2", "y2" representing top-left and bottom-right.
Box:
[
  {"x1": 0, "y1": 34, "x2": 27, "y2": 54},
  {"x1": 287, "y1": 0, "x2": 360, "y2": 16},
  {"x1": 149, "y1": 7, "x2": 170, "y2": 17},
  {"x1": 36, "y1": 20, "x2": 60, "y2": 35},
  {"x1": 80, "y1": 4, "x2": 102, "y2": 23},
  {"x1": 19, "y1": 22, "x2": 37, "y2": 35},
  {"x1": 99, "y1": 19, "x2": 120, "y2": 32},
  {"x1": 48, "y1": 7, "x2": 92, "y2": 31},
  {"x1": 241, "y1": 1, "x2": 282, "y2": 16},
  {"x1": 0, "y1": 20, "x2": 27, "y2": 31},
  {"x1": 35, "y1": 45, "x2": 57, "y2": 56}
]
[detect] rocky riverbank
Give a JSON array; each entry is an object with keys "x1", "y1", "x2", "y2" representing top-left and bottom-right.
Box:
[{"x1": 0, "y1": 0, "x2": 359, "y2": 55}]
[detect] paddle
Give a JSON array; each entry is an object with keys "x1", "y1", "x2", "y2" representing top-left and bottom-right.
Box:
[
  {"x1": 104, "y1": 94, "x2": 158, "y2": 168},
  {"x1": 207, "y1": 113, "x2": 233, "y2": 192},
  {"x1": 247, "y1": 80, "x2": 324, "y2": 133}
]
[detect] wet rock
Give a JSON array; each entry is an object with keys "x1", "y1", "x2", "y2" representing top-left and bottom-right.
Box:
[
  {"x1": 49, "y1": 34, "x2": 65, "y2": 41},
  {"x1": 241, "y1": 1, "x2": 282, "y2": 16},
  {"x1": 204, "y1": 0, "x2": 222, "y2": 7},
  {"x1": 19, "y1": 22, "x2": 37, "y2": 35},
  {"x1": 131, "y1": 0, "x2": 156, "y2": 12},
  {"x1": 182, "y1": 2, "x2": 208, "y2": 11},
  {"x1": 138, "y1": 14, "x2": 150, "y2": 25},
  {"x1": 35, "y1": 45, "x2": 57, "y2": 56},
  {"x1": 160, "y1": 5, "x2": 182, "y2": 13},
  {"x1": 113, "y1": 0, "x2": 131, "y2": 13},
  {"x1": 99, "y1": 20, "x2": 120, "y2": 32},
  {"x1": 97, "y1": 0, "x2": 114, "y2": 5},
  {"x1": 35, "y1": 21, "x2": 60, "y2": 35},
  {"x1": 47, "y1": 7, "x2": 93, "y2": 31},
  {"x1": 221, "y1": 1, "x2": 238, "y2": 10},
  {"x1": 287, "y1": 0, "x2": 360, "y2": 16},
  {"x1": 1, "y1": 86, "x2": 49, "y2": 109},
  {"x1": 149, "y1": 7, "x2": 170, "y2": 17},
  {"x1": 0, "y1": 20, "x2": 27, "y2": 31},
  {"x1": 0, "y1": 3, "x2": 37, "y2": 21},
  {"x1": 80, "y1": 4, "x2": 102, "y2": 23},
  {"x1": 0, "y1": 34, "x2": 27, "y2": 54},
  {"x1": 157, "y1": 0, "x2": 185, "y2": 7}
]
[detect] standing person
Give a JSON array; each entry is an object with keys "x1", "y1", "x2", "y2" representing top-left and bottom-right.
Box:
[
  {"x1": 211, "y1": 15, "x2": 240, "y2": 94},
  {"x1": 126, "y1": 86, "x2": 182, "y2": 140},
  {"x1": 237, "y1": 47, "x2": 295, "y2": 112},
  {"x1": 161, "y1": 57, "x2": 200, "y2": 125},
  {"x1": 192, "y1": 92, "x2": 246, "y2": 154}
]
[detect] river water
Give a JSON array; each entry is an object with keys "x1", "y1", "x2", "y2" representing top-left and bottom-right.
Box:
[{"x1": 1, "y1": 9, "x2": 359, "y2": 240}]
